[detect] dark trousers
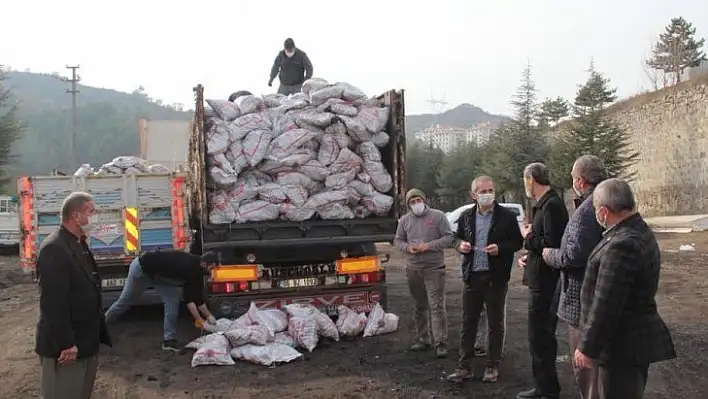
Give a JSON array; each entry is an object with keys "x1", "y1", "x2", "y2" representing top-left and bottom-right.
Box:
[
  {"x1": 528, "y1": 289, "x2": 560, "y2": 396},
  {"x1": 597, "y1": 364, "x2": 649, "y2": 399},
  {"x1": 569, "y1": 326, "x2": 598, "y2": 399},
  {"x1": 40, "y1": 355, "x2": 98, "y2": 399},
  {"x1": 458, "y1": 272, "x2": 508, "y2": 369}
]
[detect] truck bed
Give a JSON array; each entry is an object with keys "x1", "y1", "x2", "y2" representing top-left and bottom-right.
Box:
[{"x1": 189, "y1": 86, "x2": 407, "y2": 247}]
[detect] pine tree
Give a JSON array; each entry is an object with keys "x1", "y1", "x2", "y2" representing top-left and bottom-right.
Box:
[
  {"x1": 0, "y1": 66, "x2": 25, "y2": 188},
  {"x1": 647, "y1": 17, "x2": 706, "y2": 84},
  {"x1": 537, "y1": 97, "x2": 569, "y2": 130},
  {"x1": 552, "y1": 65, "x2": 639, "y2": 186},
  {"x1": 485, "y1": 63, "x2": 548, "y2": 199}
]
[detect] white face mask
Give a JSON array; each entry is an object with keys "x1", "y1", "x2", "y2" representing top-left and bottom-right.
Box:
[
  {"x1": 477, "y1": 193, "x2": 495, "y2": 207},
  {"x1": 572, "y1": 177, "x2": 583, "y2": 197},
  {"x1": 285, "y1": 50, "x2": 294, "y2": 58},
  {"x1": 81, "y1": 214, "x2": 98, "y2": 232},
  {"x1": 411, "y1": 203, "x2": 426, "y2": 216}
]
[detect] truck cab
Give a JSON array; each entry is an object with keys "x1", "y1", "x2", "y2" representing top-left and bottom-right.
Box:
[{"x1": 0, "y1": 195, "x2": 19, "y2": 249}]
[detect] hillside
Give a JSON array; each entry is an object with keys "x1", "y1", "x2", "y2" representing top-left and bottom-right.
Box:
[
  {"x1": 5, "y1": 71, "x2": 191, "y2": 175},
  {"x1": 405, "y1": 103, "x2": 508, "y2": 135}
]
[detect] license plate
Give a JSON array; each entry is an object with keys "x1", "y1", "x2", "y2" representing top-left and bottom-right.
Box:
[
  {"x1": 277, "y1": 278, "x2": 319, "y2": 289},
  {"x1": 102, "y1": 278, "x2": 126, "y2": 288}
]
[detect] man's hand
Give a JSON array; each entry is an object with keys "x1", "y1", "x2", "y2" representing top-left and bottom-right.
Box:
[
  {"x1": 58, "y1": 345, "x2": 78, "y2": 364},
  {"x1": 207, "y1": 315, "x2": 217, "y2": 325},
  {"x1": 407, "y1": 244, "x2": 420, "y2": 254},
  {"x1": 521, "y1": 224, "x2": 532, "y2": 239},
  {"x1": 518, "y1": 254, "x2": 527, "y2": 269},
  {"x1": 542, "y1": 248, "x2": 552, "y2": 263},
  {"x1": 268, "y1": 80, "x2": 273, "y2": 87},
  {"x1": 417, "y1": 243, "x2": 430, "y2": 253},
  {"x1": 484, "y1": 244, "x2": 499, "y2": 256},
  {"x1": 458, "y1": 241, "x2": 472, "y2": 254},
  {"x1": 574, "y1": 349, "x2": 594, "y2": 369}
]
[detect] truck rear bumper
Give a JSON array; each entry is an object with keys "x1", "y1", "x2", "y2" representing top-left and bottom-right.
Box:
[{"x1": 208, "y1": 283, "x2": 387, "y2": 318}]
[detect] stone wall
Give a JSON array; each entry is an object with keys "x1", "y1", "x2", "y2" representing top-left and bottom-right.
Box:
[{"x1": 607, "y1": 76, "x2": 708, "y2": 217}]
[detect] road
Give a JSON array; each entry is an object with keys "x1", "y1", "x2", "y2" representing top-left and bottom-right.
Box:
[{"x1": 0, "y1": 233, "x2": 705, "y2": 398}]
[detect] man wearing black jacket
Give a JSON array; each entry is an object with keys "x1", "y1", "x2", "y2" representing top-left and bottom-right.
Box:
[
  {"x1": 269, "y1": 38, "x2": 313, "y2": 95},
  {"x1": 35, "y1": 192, "x2": 112, "y2": 399},
  {"x1": 447, "y1": 176, "x2": 523, "y2": 384},
  {"x1": 517, "y1": 163, "x2": 569, "y2": 399}
]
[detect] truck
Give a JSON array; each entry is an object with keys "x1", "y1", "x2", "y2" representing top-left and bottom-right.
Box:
[
  {"x1": 138, "y1": 118, "x2": 191, "y2": 172},
  {"x1": 188, "y1": 85, "x2": 406, "y2": 317},
  {"x1": 0, "y1": 195, "x2": 20, "y2": 249},
  {"x1": 17, "y1": 172, "x2": 190, "y2": 307}
]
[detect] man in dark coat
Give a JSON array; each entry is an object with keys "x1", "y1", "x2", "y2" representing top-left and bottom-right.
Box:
[
  {"x1": 446, "y1": 175, "x2": 523, "y2": 384},
  {"x1": 517, "y1": 163, "x2": 569, "y2": 399},
  {"x1": 575, "y1": 178, "x2": 676, "y2": 399},
  {"x1": 268, "y1": 38, "x2": 313, "y2": 95},
  {"x1": 35, "y1": 192, "x2": 112, "y2": 399},
  {"x1": 542, "y1": 154, "x2": 607, "y2": 399}
]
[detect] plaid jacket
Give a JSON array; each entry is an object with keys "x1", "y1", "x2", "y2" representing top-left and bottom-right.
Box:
[
  {"x1": 545, "y1": 192, "x2": 604, "y2": 327},
  {"x1": 578, "y1": 213, "x2": 676, "y2": 366}
]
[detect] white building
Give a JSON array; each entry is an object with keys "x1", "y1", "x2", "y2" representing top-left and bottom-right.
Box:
[{"x1": 414, "y1": 122, "x2": 496, "y2": 153}]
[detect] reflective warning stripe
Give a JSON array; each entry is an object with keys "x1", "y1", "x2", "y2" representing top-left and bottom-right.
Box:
[{"x1": 124, "y1": 207, "x2": 139, "y2": 253}]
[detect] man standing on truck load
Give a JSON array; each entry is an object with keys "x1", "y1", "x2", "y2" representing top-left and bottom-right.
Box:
[
  {"x1": 516, "y1": 163, "x2": 569, "y2": 399},
  {"x1": 447, "y1": 176, "x2": 523, "y2": 384},
  {"x1": 394, "y1": 188, "x2": 454, "y2": 358},
  {"x1": 35, "y1": 191, "x2": 112, "y2": 399},
  {"x1": 104, "y1": 250, "x2": 218, "y2": 351},
  {"x1": 268, "y1": 38, "x2": 313, "y2": 95}
]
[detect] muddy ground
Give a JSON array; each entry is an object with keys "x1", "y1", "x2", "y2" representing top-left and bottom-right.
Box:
[{"x1": 0, "y1": 232, "x2": 705, "y2": 398}]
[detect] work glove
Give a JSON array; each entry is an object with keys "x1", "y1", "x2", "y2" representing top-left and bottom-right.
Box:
[
  {"x1": 207, "y1": 315, "x2": 217, "y2": 325},
  {"x1": 194, "y1": 318, "x2": 206, "y2": 329}
]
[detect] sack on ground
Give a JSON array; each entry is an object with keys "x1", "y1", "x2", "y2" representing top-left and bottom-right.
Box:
[
  {"x1": 245, "y1": 302, "x2": 288, "y2": 334},
  {"x1": 287, "y1": 316, "x2": 318, "y2": 352},
  {"x1": 336, "y1": 305, "x2": 367, "y2": 337},
  {"x1": 191, "y1": 333, "x2": 235, "y2": 367},
  {"x1": 225, "y1": 325, "x2": 273, "y2": 347},
  {"x1": 230, "y1": 343, "x2": 302, "y2": 366},
  {"x1": 363, "y1": 303, "x2": 399, "y2": 337}
]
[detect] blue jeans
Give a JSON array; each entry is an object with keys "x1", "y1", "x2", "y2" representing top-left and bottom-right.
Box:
[{"x1": 104, "y1": 257, "x2": 182, "y2": 341}]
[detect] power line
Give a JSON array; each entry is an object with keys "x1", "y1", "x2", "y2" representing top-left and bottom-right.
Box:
[{"x1": 65, "y1": 65, "x2": 80, "y2": 169}]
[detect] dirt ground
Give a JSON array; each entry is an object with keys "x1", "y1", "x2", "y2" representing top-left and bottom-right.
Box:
[{"x1": 0, "y1": 232, "x2": 706, "y2": 399}]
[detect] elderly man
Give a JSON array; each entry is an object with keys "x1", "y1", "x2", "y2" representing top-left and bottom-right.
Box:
[
  {"x1": 517, "y1": 163, "x2": 568, "y2": 399},
  {"x1": 393, "y1": 188, "x2": 454, "y2": 358},
  {"x1": 268, "y1": 38, "x2": 314, "y2": 95},
  {"x1": 541, "y1": 155, "x2": 607, "y2": 399},
  {"x1": 447, "y1": 176, "x2": 523, "y2": 383},
  {"x1": 575, "y1": 178, "x2": 676, "y2": 399},
  {"x1": 35, "y1": 192, "x2": 112, "y2": 399}
]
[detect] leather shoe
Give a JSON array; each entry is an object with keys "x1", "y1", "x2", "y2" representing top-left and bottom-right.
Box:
[{"x1": 516, "y1": 388, "x2": 558, "y2": 399}]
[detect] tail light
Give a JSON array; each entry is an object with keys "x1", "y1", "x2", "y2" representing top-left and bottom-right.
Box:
[
  {"x1": 210, "y1": 281, "x2": 249, "y2": 294},
  {"x1": 347, "y1": 271, "x2": 385, "y2": 284}
]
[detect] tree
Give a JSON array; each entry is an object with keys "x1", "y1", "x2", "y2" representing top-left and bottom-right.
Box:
[
  {"x1": 437, "y1": 141, "x2": 483, "y2": 210},
  {"x1": 647, "y1": 17, "x2": 706, "y2": 84},
  {"x1": 0, "y1": 66, "x2": 25, "y2": 189},
  {"x1": 405, "y1": 141, "x2": 444, "y2": 206},
  {"x1": 537, "y1": 97, "x2": 570, "y2": 130},
  {"x1": 484, "y1": 64, "x2": 548, "y2": 200},
  {"x1": 551, "y1": 65, "x2": 639, "y2": 188}
]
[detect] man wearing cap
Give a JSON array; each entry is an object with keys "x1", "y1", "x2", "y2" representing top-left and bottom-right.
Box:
[
  {"x1": 268, "y1": 38, "x2": 314, "y2": 95},
  {"x1": 393, "y1": 189, "x2": 454, "y2": 358},
  {"x1": 104, "y1": 250, "x2": 218, "y2": 351}
]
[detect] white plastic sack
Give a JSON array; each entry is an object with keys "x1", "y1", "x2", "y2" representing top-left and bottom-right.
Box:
[
  {"x1": 202, "y1": 317, "x2": 239, "y2": 333},
  {"x1": 235, "y1": 95, "x2": 265, "y2": 115},
  {"x1": 297, "y1": 110, "x2": 336, "y2": 128},
  {"x1": 263, "y1": 93, "x2": 286, "y2": 108},
  {"x1": 338, "y1": 82, "x2": 368, "y2": 103},
  {"x1": 235, "y1": 200, "x2": 281, "y2": 222},
  {"x1": 356, "y1": 106, "x2": 390, "y2": 133},
  {"x1": 371, "y1": 131, "x2": 390, "y2": 148},
  {"x1": 329, "y1": 148, "x2": 363, "y2": 174},
  {"x1": 309, "y1": 85, "x2": 344, "y2": 106},
  {"x1": 274, "y1": 331, "x2": 296, "y2": 347},
  {"x1": 245, "y1": 303, "x2": 288, "y2": 334},
  {"x1": 313, "y1": 310, "x2": 339, "y2": 341},
  {"x1": 209, "y1": 166, "x2": 238, "y2": 186},
  {"x1": 191, "y1": 333, "x2": 235, "y2": 367},
  {"x1": 302, "y1": 78, "x2": 329, "y2": 96},
  {"x1": 353, "y1": 204, "x2": 373, "y2": 219},
  {"x1": 317, "y1": 134, "x2": 339, "y2": 166},
  {"x1": 304, "y1": 189, "x2": 349, "y2": 209},
  {"x1": 318, "y1": 203, "x2": 355, "y2": 220},
  {"x1": 363, "y1": 160, "x2": 393, "y2": 192},
  {"x1": 280, "y1": 203, "x2": 316, "y2": 222},
  {"x1": 362, "y1": 192, "x2": 395, "y2": 216},
  {"x1": 288, "y1": 316, "x2": 318, "y2": 352},
  {"x1": 208, "y1": 191, "x2": 236, "y2": 224},
  {"x1": 258, "y1": 183, "x2": 288, "y2": 204},
  {"x1": 363, "y1": 303, "x2": 399, "y2": 337},
  {"x1": 284, "y1": 303, "x2": 317, "y2": 318},
  {"x1": 148, "y1": 163, "x2": 170, "y2": 173},
  {"x1": 242, "y1": 129, "x2": 273, "y2": 167},
  {"x1": 206, "y1": 123, "x2": 231, "y2": 155},
  {"x1": 206, "y1": 99, "x2": 241, "y2": 122},
  {"x1": 357, "y1": 142, "x2": 382, "y2": 162},
  {"x1": 336, "y1": 305, "x2": 367, "y2": 337},
  {"x1": 230, "y1": 343, "x2": 302, "y2": 366},
  {"x1": 325, "y1": 169, "x2": 357, "y2": 190},
  {"x1": 74, "y1": 164, "x2": 92, "y2": 177},
  {"x1": 228, "y1": 141, "x2": 249, "y2": 174},
  {"x1": 225, "y1": 325, "x2": 273, "y2": 347},
  {"x1": 338, "y1": 116, "x2": 370, "y2": 142},
  {"x1": 230, "y1": 112, "x2": 272, "y2": 141},
  {"x1": 269, "y1": 129, "x2": 318, "y2": 159}
]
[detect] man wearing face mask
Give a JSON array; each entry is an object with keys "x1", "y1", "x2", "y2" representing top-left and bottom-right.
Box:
[
  {"x1": 540, "y1": 155, "x2": 607, "y2": 399},
  {"x1": 517, "y1": 163, "x2": 568, "y2": 399},
  {"x1": 269, "y1": 38, "x2": 314, "y2": 95},
  {"x1": 35, "y1": 192, "x2": 112, "y2": 399},
  {"x1": 393, "y1": 189, "x2": 454, "y2": 358},
  {"x1": 447, "y1": 176, "x2": 523, "y2": 384},
  {"x1": 574, "y1": 178, "x2": 675, "y2": 399}
]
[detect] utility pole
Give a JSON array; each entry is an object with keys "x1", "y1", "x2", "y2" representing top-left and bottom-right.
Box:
[{"x1": 65, "y1": 65, "x2": 80, "y2": 169}]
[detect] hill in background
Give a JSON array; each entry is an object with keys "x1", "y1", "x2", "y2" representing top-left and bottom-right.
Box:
[{"x1": 4, "y1": 71, "x2": 506, "y2": 176}]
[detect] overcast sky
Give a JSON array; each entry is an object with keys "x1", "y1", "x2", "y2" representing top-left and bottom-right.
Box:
[{"x1": 2, "y1": 0, "x2": 707, "y2": 116}]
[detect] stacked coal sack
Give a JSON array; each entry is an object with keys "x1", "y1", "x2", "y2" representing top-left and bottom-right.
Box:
[
  {"x1": 204, "y1": 78, "x2": 395, "y2": 224},
  {"x1": 73, "y1": 156, "x2": 171, "y2": 177}
]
